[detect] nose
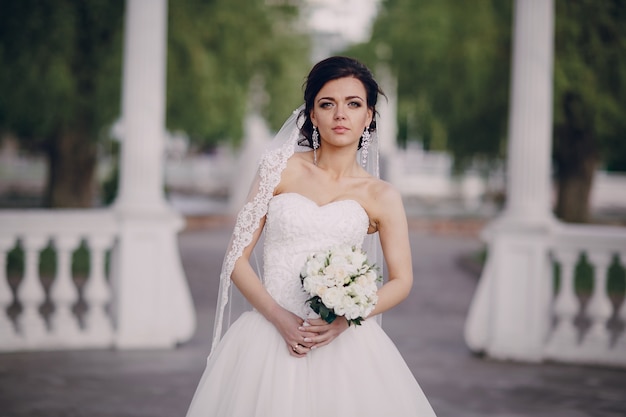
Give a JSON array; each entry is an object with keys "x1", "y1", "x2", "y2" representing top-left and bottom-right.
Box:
[{"x1": 334, "y1": 106, "x2": 346, "y2": 120}]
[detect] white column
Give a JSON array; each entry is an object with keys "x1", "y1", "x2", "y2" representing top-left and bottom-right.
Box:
[
  {"x1": 464, "y1": 0, "x2": 556, "y2": 361},
  {"x1": 113, "y1": 0, "x2": 196, "y2": 348},
  {"x1": 503, "y1": 0, "x2": 555, "y2": 224},
  {"x1": 116, "y1": 0, "x2": 168, "y2": 211}
]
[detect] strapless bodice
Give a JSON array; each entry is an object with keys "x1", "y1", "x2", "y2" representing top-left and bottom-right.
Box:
[{"x1": 263, "y1": 193, "x2": 369, "y2": 317}]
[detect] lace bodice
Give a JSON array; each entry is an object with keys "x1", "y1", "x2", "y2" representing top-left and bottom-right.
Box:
[{"x1": 263, "y1": 192, "x2": 369, "y2": 318}]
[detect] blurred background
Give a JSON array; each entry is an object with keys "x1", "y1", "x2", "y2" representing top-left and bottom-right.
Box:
[
  {"x1": 1, "y1": 0, "x2": 624, "y2": 225},
  {"x1": 1, "y1": 3, "x2": 626, "y2": 415}
]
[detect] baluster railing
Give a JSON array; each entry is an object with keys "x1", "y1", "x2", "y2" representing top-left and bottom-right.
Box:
[
  {"x1": 0, "y1": 210, "x2": 120, "y2": 351},
  {"x1": 83, "y1": 235, "x2": 115, "y2": 347},
  {"x1": 18, "y1": 235, "x2": 49, "y2": 346},
  {"x1": 0, "y1": 237, "x2": 19, "y2": 348},
  {"x1": 546, "y1": 250, "x2": 580, "y2": 358},
  {"x1": 581, "y1": 251, "x2": 613, "y2": 352},
  {"x1": 49, "y1": 235, "x2": 82, "y2": 346},
  {"x1": 614, "y1": 252, "x2": 626, "y2": 350},
  {"x1": 546, "y1": 224, "x2": 626, "y2": 366}
]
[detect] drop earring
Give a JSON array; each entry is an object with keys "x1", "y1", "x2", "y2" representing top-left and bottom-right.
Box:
[
  {"x1": 361, "y1": 128, "x2": 371, "y2": 167},
  {"x1": 312, "y1": 126, "x2": 319, "y2": 166}
]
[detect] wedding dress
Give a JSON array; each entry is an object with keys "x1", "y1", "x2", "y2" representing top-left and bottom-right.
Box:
[{"x1": 185, "y1": 192, "x2": 437, "y2": 417}]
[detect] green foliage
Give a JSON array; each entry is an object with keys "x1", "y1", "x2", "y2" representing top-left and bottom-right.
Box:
[
  {"x1": 101, "y1": 141, "x2": 120, "y2": 206},
  {"x1": 347, "y1": 0, "x2": 511, "y2": 168},
  {"x1": 166, "y1": 0, "x2": 310, "y2": 148},
  {"x1": 7, "y1": 240, "x2": 93, "y2": 278},
  {"x1": 0, "y1": 0, "x2": 311, "y2": 209},
  {"x1": 0, "y1": 0, "x2": 309, "y2": 149},
  {"x1": 6, "y1": 243, "x2": 24, "y2": 278},
  {"x1": 307, "y1": 295, "x2": 337, "y2": 324},
  {"x1": 0, "y1": 0, "x2": 310, "y2": 207},
  {"x1": 553, "y1": 0, "x2": 626, "y2": 172},
  {"x1": 0, "y1": 0, "x2": 124, "y2": 144},
  {"x1": 349, "y1": 0, "x2": 626, "y2": 179},
  {"x1": 553, "y1": 253, "x2": 626, "y2": 295}
]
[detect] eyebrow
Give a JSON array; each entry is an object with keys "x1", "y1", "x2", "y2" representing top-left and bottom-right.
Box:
[{"x1": 317, "y1": 95, "x2": 365, "y2": 102}]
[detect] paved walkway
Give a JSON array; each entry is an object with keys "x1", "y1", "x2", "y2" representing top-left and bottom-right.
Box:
[{"x1": 1, "y1": 224, "x2": 625, "y2": 417}]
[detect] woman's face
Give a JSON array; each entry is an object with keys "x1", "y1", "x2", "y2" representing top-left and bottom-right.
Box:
[{"x1": 310, "y1": 76, "x2": 373, "y2": 151}]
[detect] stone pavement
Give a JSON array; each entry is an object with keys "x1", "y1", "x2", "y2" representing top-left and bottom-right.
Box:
[{"x1": 1, "y1": 224, "x2": 625, "y2": 417}]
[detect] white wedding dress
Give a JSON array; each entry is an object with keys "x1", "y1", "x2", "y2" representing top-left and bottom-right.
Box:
[{"x1": 186, "y1": 192, "x2": 437, "y2": 417}]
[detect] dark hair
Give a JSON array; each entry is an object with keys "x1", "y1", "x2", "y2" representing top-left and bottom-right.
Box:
[{"x1": 299, "y1": 56, "x2": 385, "y2": 149}]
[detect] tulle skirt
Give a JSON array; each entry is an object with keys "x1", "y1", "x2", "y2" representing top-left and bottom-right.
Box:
[{"x1": 186, "y1": 311, "x2": 437, "y2": 417}]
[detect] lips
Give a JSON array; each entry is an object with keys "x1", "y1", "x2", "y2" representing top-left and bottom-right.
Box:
[{"x1": 332, "y1": 126, "x2": 349, "y2": 133}]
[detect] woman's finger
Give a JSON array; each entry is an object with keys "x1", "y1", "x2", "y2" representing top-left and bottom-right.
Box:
[
  {"x1": 297, "y1": 330, "x2": 318, "y2": 347},
  {"x1": 299, "y1": 322, "x2": 331, "y2": 334},
  {"x1": 305, "y1": 317, "x2": 349, "y2": 346},
  {"x1": 287, "y1": 342, "x2": 309, "y2": 357}
]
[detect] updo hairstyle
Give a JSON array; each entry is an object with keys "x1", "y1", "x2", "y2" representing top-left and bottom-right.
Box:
[{"x1": 299, "y1": 56, "x2": 385, "y2": 150}]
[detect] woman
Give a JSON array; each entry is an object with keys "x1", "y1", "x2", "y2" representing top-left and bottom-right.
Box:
[{"x1": 186, "y1": 56, "x2": 437, "y2": 417}]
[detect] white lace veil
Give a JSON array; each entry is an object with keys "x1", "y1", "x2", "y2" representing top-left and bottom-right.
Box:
[{"x1": 210, "y1": 105, "x2": 383, "y2": 355}]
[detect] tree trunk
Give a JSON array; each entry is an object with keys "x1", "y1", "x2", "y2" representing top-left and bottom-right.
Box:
[
  {"x1": 554, "y1": 155, "x2": 596, "y2": 223},
  {"x1": 43, "y1": 130, "x2": 97, "y2": 208},
  {"x1": 553, "y1": 92, "x2": 597, "y2": 223}
]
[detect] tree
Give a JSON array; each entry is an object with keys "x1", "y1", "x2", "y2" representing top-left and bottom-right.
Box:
[
  {"x1": 348, "y1": 0, "x2": 626, "y2": 222},
  {"x1": 348, "y1": 0, "x2": 511, "y2": 166},
  {"x1": 553, "y1": 0, "x2": 626, "y2": 222},
  {"x1": 166, "y1": 0, "x2": 311, "y2": 148},
  {"x1": 0, "y1": 0, "x2": 310, "y2": 207},
  {"x1": 0, "y1": 0, "x2": 125, "y2": 207}
]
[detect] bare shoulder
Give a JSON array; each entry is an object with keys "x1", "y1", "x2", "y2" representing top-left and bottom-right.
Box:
[
  {"x1": 275, "y1": 151, "x2": 314, "y2": 193},
  {"x1": 284, "y1": 151, "x2": 314, "y2": 174},
  {"x1": 288, "y1": 151, "x2": 312, "y2": 165},
  {"x1": 364, "y1": 178, "x2": 406, "y2": 228},
  {"x1": 367, "y1": 178, "x2": 403, "y2": 208}
]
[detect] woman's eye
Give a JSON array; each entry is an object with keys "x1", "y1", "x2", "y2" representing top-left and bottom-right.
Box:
[
  {"x1": 348, "y1": 101, "x2": 362, "y2": 108},
  {"x1": 320, "y1": 102, "x2": 333, "y2": 109}
]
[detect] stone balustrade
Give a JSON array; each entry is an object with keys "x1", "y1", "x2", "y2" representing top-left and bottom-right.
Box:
[
  {"x1": 0, "y1": 210, "x2": 118, "y2": 351},
  {"x1": 0, "y1": 0, "x2": 196, "y2": 353},
  {"x1": 545, "y1": 223, "x2": 626, "y2": 366}
]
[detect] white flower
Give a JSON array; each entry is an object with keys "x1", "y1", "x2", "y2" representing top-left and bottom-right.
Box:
[
  {"x1": 321, "y1": 286, "x2": 344, "y2": 309},
  {"x1": 365, "y1": 269, "x2": 378, "y2": 284},
  {"x1": 300, "y1": 244, "x2": 379, "y2": 326},
  {"x1": 349, "y1": 250, "x2": 367, "y2": 269}
]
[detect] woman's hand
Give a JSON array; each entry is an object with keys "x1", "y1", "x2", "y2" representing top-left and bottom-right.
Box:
[
  {"x1": 299, "y1": 317, "x2": 349, "y2": 350},
  {"x1": 268, "y1": 306, "x2": 319, "y2": 357}
]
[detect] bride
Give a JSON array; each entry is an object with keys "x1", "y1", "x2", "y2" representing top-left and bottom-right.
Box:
[{"x1": 186, "y1": 56, "x2": 437, "y2": 417}]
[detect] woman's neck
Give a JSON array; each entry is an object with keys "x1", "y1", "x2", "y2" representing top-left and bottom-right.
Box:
[{"x1": 315, "y1": 147, "x2": 360, "y2": 179}]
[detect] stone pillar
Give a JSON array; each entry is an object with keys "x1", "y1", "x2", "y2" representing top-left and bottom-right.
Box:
[
  {"x1": 113, "y1": 0, "x2": 196, "y2": 348},
  {"x1": 464, "y1": 0, "x2": 556, "y2": 361},
  {"x1": 503, "y1": 0, "x2": 555, "y2": 224},
  {"x1": 116, "y1": 0, "x2": 167, "y2": 210}
]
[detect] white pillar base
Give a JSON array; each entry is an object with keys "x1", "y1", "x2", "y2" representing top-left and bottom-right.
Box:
[
  {"x1": 464, "y1": 0, "x2": 557, "y2": 363},
  {"x1": 112, "y1": 207, "x2": 196, "y2": 349},
  {"x1": 464, "y1": 218, "x2": 554, "y2": 362}
]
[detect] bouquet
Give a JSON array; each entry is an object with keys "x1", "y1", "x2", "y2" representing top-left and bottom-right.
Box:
[{"x1": 300, "y1": 244, "x2": 381, "y2": 326}]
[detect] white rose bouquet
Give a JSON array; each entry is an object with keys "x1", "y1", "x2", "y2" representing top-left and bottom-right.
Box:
[{"x1": 300, "y1": 244, "x2": 381, "y2": 326}]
